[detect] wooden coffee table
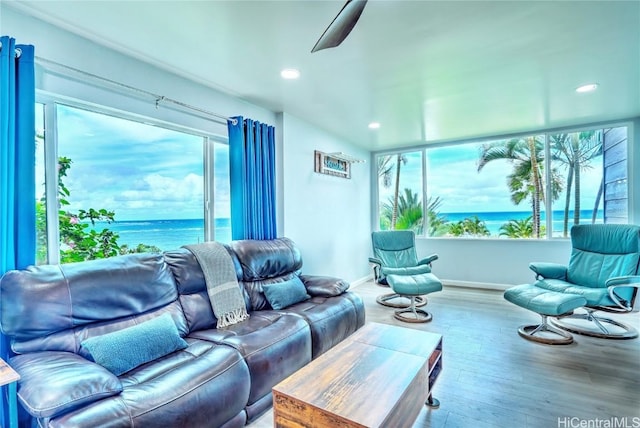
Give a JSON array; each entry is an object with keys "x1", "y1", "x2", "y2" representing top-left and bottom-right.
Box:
[{"x1": 272, "y1": 322, "x2": 442, "y2": 427}]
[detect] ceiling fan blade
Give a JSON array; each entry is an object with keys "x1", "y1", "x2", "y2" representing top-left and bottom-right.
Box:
[{"x1": 311, "y1": 0, "x2": 368, "y2": 53}]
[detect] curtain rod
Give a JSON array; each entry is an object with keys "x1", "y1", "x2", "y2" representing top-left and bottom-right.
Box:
[
  {"x1": 0, "y1": 41, "x2": 22, "y2": 58},
  {"x1": 34, "y1": 56, "x2": 237, "y2": 125}
]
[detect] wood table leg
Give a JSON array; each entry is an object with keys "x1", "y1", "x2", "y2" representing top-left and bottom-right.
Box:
[{"x1": 426, "y1": 394, "x2": 440, "y2": 409}]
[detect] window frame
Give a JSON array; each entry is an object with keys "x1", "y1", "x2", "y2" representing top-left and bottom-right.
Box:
[
  {"x1": 373, "y1": 120, "x2": 632, "y2": 241},
  {"x1": 36, "y1": 93, "x2": 229, "y2": 264}
]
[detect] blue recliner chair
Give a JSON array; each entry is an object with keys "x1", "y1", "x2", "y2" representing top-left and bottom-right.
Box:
[
  {"x1": 505, "y1": 224, "x2": 640, "y2": 343},
  {"x1": 369, "y1": 230, "x2": 443, "y2": 322}
]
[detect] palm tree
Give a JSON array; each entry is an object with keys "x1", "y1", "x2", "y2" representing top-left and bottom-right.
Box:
[
  {"x1": 377, "y1": 155, "x2": 395, "y2": 230},
  {"x1": 426, "y1": 196, "x2": 449, "y2": 236},
  {"x1": 390, "y1": 154, "x2": 408, "y2": 229},
  {"x1": 381, "y1": 188, "x2": 423, "y2": 233},
  {"x1": 376, "y1": 153, "x2": 410, "y2": 230},
  {"x1": 550, "y1": 131, "x2": 603, "y2": 237},
  {"x1": 499, "y1": 216, "x2": 540, "y2": 238},
  {"x1": 461, "y1": 216, "x2": 491, "y2": 236},
  {"x1": 447, "y1": 221, "x2": 466, "y2": 237},
  {"x1": 478, "y1": 137, "x2": 562, "y2": 238},
  {"x1": 446, "y1": 215, "x2": 490, "y2": 237}
]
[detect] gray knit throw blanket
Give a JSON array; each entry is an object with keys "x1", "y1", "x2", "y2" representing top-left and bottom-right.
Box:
[{"x1": 183, "y1": 242, "x2": 249, "y2": 328}]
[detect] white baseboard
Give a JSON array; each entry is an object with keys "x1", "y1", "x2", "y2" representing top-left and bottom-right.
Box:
[
  {"x1": 349, "y1": 274, "x2": 374, "y2": 289},
  {"x1": 442, "y1": 279, "x2": 513, "y2": 291}
]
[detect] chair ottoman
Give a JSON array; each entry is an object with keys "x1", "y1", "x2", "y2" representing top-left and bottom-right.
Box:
[
  {"x1": 386, "y1": 273, "x2": 442, "y2": 323},
  {"x1": 504, "y1": 284, "x2": 587, "y2": 345}
]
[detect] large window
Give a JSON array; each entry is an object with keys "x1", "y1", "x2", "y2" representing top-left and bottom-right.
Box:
[
  {"x1": 375, "y1": 126, "x2": 629, "y2": 239},
  {"x1": 37, "y1": 102, "x2": 229, "y2": 263}
]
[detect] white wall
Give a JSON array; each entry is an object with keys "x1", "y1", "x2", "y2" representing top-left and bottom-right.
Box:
[
  {"x1": 278, "y1": 113, "x2": 372, "y2": 283},
  {"x1": 417, "y1": 238, "x2": 572, "y2": 289}
]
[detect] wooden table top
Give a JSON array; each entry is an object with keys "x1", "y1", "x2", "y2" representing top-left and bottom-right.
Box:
[
  {"x1": 273, "y1": 322, "x2": 442, "y2": 427},
  {"x1": 348, "y1": 322, "x2": 442, "y2": 358}
]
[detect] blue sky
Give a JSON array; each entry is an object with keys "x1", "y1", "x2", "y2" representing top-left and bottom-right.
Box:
[
  {"x1": 37, "y1": 104, "x2": 230, "y2": 221},
  {"x1": 378, "y1": 143, "x2": 603, "y2": 214}
]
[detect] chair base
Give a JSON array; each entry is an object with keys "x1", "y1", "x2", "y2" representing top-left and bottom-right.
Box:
[
  {"x1": 394, "y1": 296, "x2": 433, "y2": 323},
  {"x1": 517, "y1": 315, "x2": 574, "y2": 345},
  {"x1": 550, "y1": 310, "x2": 639, "y2": 340},
  {"x1": 376, "y1": 292, "x2": 427, "y2": 308}
]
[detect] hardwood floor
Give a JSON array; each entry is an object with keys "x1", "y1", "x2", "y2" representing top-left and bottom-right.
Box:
[{"x1": 250, "y1": 281, "x2": 640, "y2": 428}]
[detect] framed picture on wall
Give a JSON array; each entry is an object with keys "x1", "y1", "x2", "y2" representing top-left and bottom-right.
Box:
[{"x1": 314, "y1": 150, "x2": 351, "y2": 179}]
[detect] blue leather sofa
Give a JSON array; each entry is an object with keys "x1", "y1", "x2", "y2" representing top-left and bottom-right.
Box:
[{"x1": 0, "y1": 238, "x2": 365, "y2": 427}]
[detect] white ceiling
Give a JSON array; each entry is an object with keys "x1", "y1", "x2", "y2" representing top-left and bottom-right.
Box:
[{"x1": 7, "y1": 0, "x2": 640, "y2": 151}]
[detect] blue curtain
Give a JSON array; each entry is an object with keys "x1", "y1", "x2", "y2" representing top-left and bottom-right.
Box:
[
  {"x1": 0, "y1": 35, "x2": 36, "y2": 426},
  {"x1": 228, "y1": 116, "x2": 277, "y2": 240}
]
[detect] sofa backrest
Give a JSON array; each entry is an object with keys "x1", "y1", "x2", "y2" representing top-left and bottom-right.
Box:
[
  {"x1": 567, "y1": 224, "x2": 640, "y2": 288},
  {"x1": 164, "y1": 247, "x2": 251, "y2": 332},
  {"x1": 0, "y1": 253, "x2": 186, "y2": 355},
  {"x1": 166, "y1": 238, "x2": 304, "y2": 325},
  {"x1": 228, "y1": 237, "x2": 303, "y2": 311}
]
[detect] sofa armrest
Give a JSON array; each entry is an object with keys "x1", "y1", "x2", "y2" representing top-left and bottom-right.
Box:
[
  {"x1": 606, "y1": 275, "x2": 640, "y2": 312},
  {"x1": 418, "y1": 254, "x2": 438, "y2": 266},
  {"x1": 299, "y1": 275, "x2": 350, "y2": 297},
  {"x1": 529, "y1": 262, "x2": 567, "y2": 280},
  {"x1": 10, "y1": 351, "x2": 122, "y2": 419}
]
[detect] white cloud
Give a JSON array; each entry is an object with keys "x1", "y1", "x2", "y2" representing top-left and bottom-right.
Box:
[
  {"x1": 118, "y1": 173, "x2": 203, "y2": 202},
  {"x1": 65, "y1": 173, "x2": 204, "y2": 220}
]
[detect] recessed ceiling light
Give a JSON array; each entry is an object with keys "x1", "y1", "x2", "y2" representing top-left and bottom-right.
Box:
[
  {"x1": 280, "y1": 68, "x2": 300, "y2": 80},
  {"x1": 576, "y1": 83, "x2": 598, "y2": 93},
  {"x1": 368, "y1": 122, "x2": 381, "y2": 129}
]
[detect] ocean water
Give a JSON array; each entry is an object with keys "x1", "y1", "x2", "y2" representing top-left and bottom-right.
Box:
[
  {"x1": 442, "y1": 209, "x2": 603, "y2": 236},
  {"x1": 92, "y1": 210, "x2": 603, "y2": 250},
  {"x1": 90, "y1": 218, "x2": 231, "y2": 251}
]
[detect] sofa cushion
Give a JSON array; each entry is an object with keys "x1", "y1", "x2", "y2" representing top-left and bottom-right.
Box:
[
  {"x1": 189, "y1": 312, "x2": 311, "y2": 407},
  {"x1": 262, "y1": 277, "x2": 310, "y2": 309},
  {"x1": 49, "y1": 340, "x2": 251, "y2": 428},
  {"x1": 281, "y1": 293, "x2": 365, "y2": 358},
  {"x1": 10, "y1": 352, "x2": 122, "y2": 419},
  {"x1": 81, "y1": 313, "x2": 188, "y2": 376}
]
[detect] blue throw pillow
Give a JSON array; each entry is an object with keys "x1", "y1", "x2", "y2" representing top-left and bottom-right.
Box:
[
  {"x1": 262, "y1": 277, "x2": 310, "y2": 310},
  {"x1": 81, "y1": 313, "x2": 188, "y2": 376}
]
